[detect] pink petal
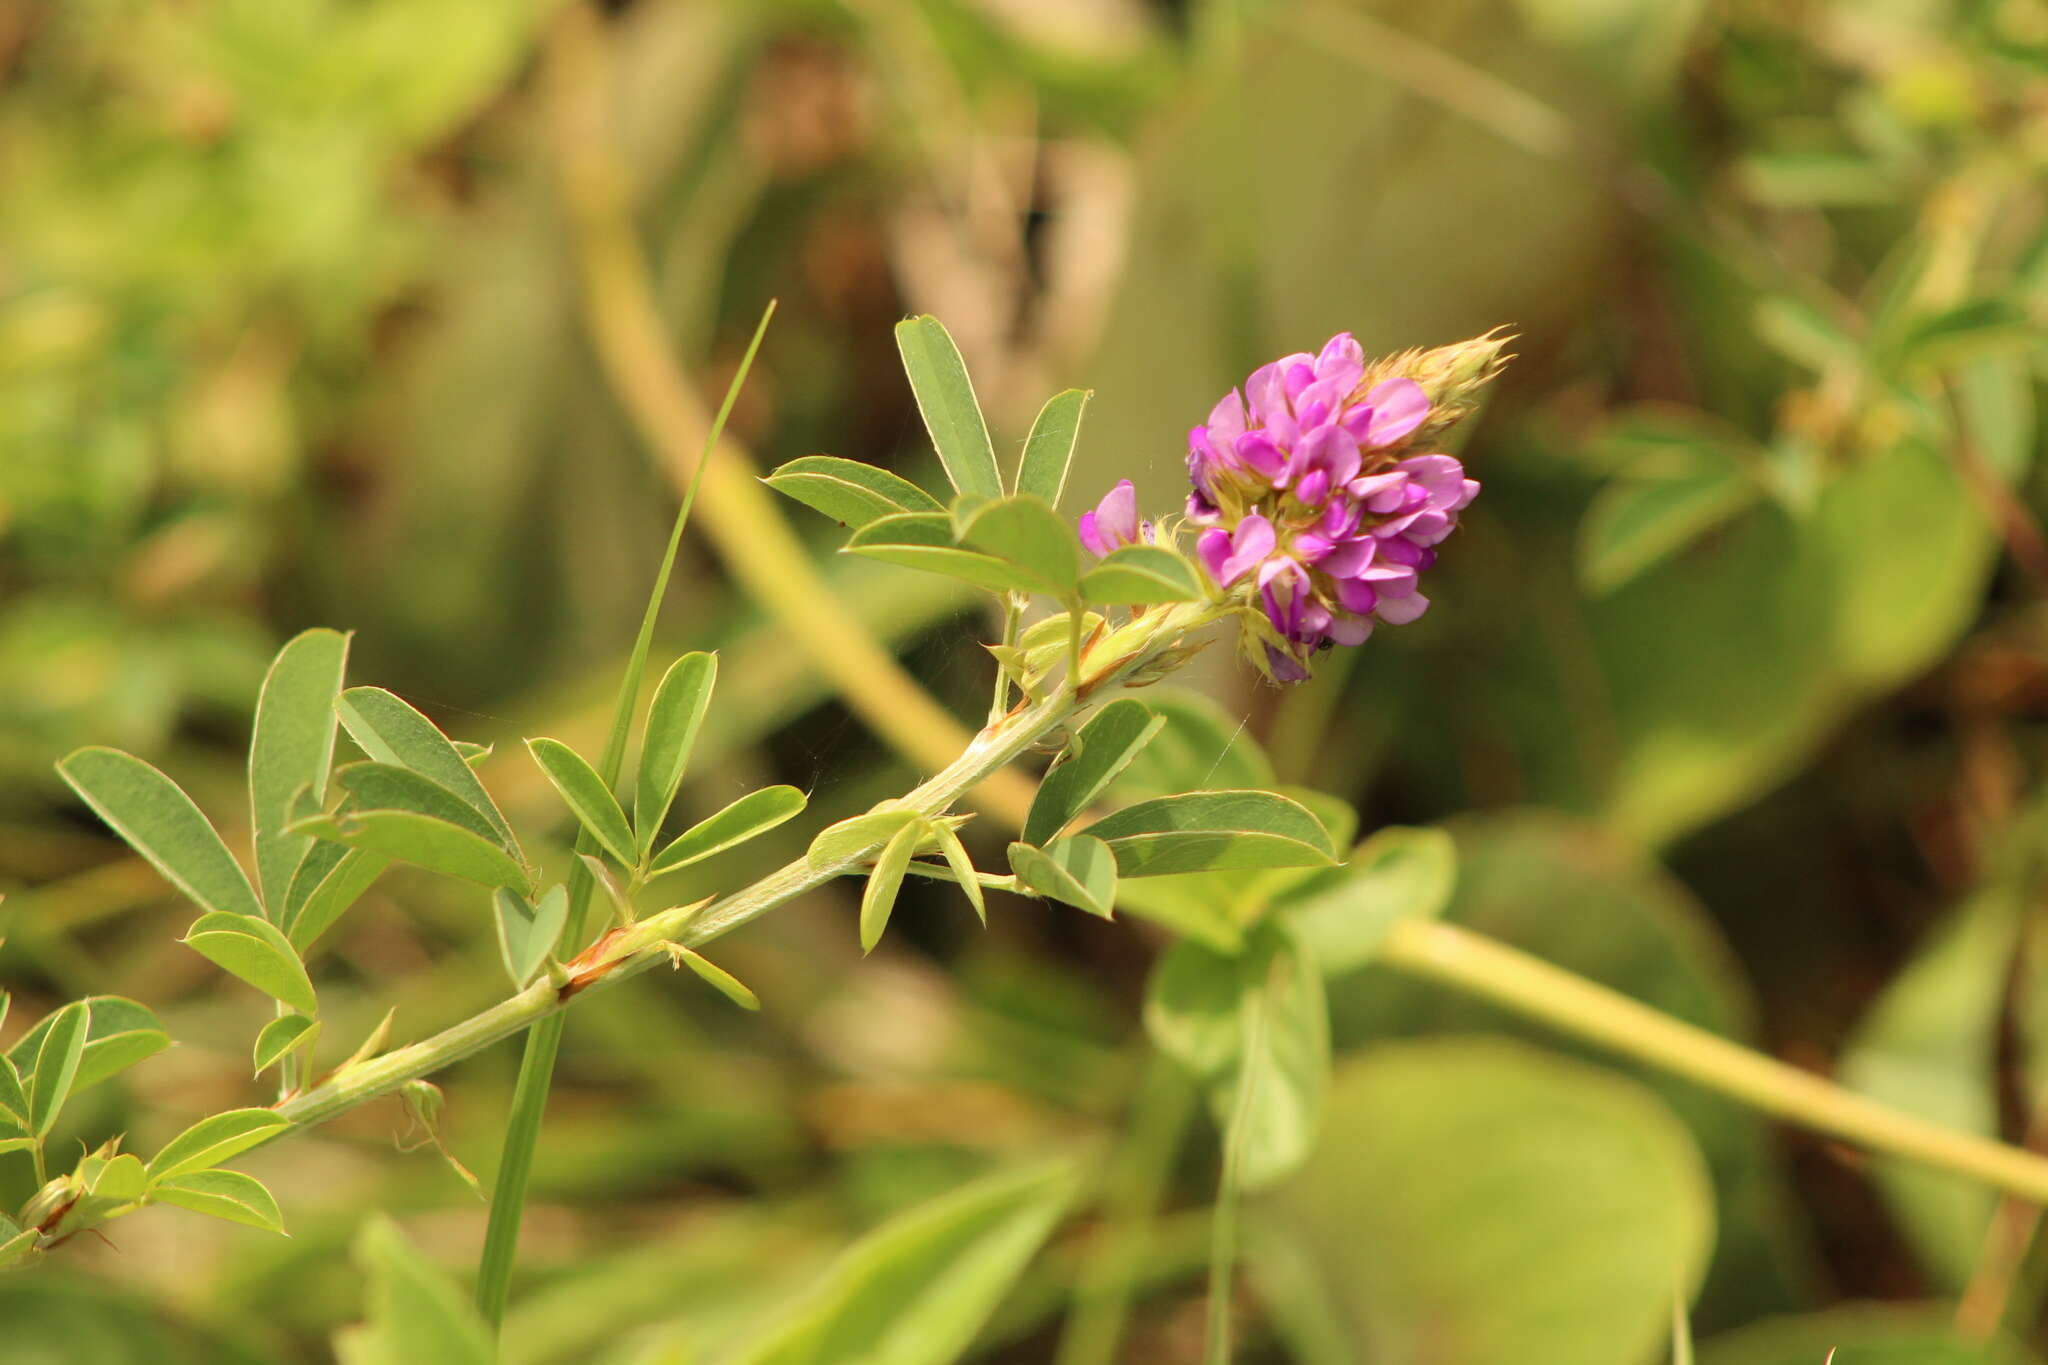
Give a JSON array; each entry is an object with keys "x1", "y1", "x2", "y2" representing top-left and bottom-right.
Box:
[
  {"x1": 1375, "y1": 590, "x2": 1430, "y2": 625},
  {"x1": 1363, "y1": 378, "x2": 1430, "y2": 447}
]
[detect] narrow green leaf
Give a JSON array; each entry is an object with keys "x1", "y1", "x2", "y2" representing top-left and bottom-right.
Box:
[
  {"x1": 766, "y1": 456, "x2": 945, "y2": 529},
  {"x1": 1023, "y1": 698, "x2": 1165, "y2": 846},
  {"x1": 1080, "y1": 545, "x2": 1205, "y2": 605},
  {"x1": 249, "y1": 629, "x2": 351, "y2": 917},
  {"x1": 675, "y1": 949, "x2": 760, "y2": 1010},
  {"x1": 337, "y1": 1215, "x2": 494, "y2": 1365},
  {"x1": 253, "y1": 1015, "x2": 320, "y2": 1077},
  {"x1": 147, "y1": 1108, "x2": 291, "y2": 1182},
  {"x1": 651, "y1": 785, "x2": 808, "y2": 875},
  {"x1": 183, "y1": 912, "x2": 319, "y2": 1015},
  {"x1": 6, "y1": 996, "x2": 171, "y2": 1096},
  {"x1": 1015, "y1": 388, "x2": 1090, "y2": 506},
  {"x1": 1579, "y1": 467, "x2": 1757, "y2": 596},
  {"x1": 526, "y1": 738, "x2": 636, "y2": 867},
  {"x1": 633, "y1": 653, "x2": 718, "y2": 855},
  {"x1": 1008, "y1": 836, "x2": 1118, "y2": 919},
  {"x1": 150, "y1": 1168, "x2": 285, "y2": 1234},
  {"x1": 957, "y1": 494, "x2": 1083, "y2": 595},
  {"x1": 27, "y1": 1002, "x2": 88, "y2": 1138},
  {"x1": 808, "y1": 806, "x2": 924, "y2": 870},
  {"x1": 282, "y1": 843, "x2": 390, "y2": 952},
  {"x1": 335, "y1": 687, "x2": 514, "y2": 846},
  {"x1": 895, "y1": 315, "x2": 1001, "y2": 498},
  {"x1": 57, "y1": 747, "x2": 263, "y2": 920},
  {"x1": 335, "y1": 763, "x2": 507, "y2": 848},
  {"x1": 292, "y1": 811, "x2": 531, "y2": 893},
  {"x1": 932, "y1": 824, "x2": 985, "y2": 925},
  {"x1": 493, "y1": 886, "x2": 569, "y2": 988},
  {"x1": 861, "y1": 820, "x2": 923, "y2": 954},
  {"x1": 1082, "y1": 790, "x2": 1337, "y2": 877},
  {"x1": 726, "y1": 1161, "x2": 1079, "y2": 1365},
  {"x1": 847, "y1": 512, "x2": 1054, "y2": 595}
]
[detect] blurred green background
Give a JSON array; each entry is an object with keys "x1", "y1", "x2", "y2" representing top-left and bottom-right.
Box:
[{"x1": 2, "y1": 0, "x2": 2047, "y2": 1360}]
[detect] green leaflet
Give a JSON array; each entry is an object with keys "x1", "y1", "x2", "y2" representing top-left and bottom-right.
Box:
[
  {"x1": 673, "y1": 949, "x2": 760, "y2": 1011},
  {"x1": 526, "y1": 737, "x2": 636, "y2": 867},
  {"x1": 293, "y1": 810, "x2": 531, "y2": 893},
  {"x1": 1081, "y1": 789, "x2": 1336, "y2": 877},
  {"x1": 955, "y1": 494, "x2": 1083, "y2": 596},
  {"x1": 282, "y1": 843, "x2": 390, "y2": 952},
  {"x1": 633, "y1": 652, "x2": 718, "y2": 854},
  {"x1": 57, "y1": 747, "x2": 264, "y2": 920},
  {"x1": 150, "y1": 1169, "x2": 285, "y2": 1234},
  {"x1": 650, "y1": 785, "x2": 808, "y2": 875},
  {"x1": 183, "y1": 912, "x2": 320, "y2": 1016},
  {"x1": 808, "y1": 807, "x2": 924, "y2": 870},
  {"x1": 253, "y1": 1014, "x2": 320, "y2": 1077},
  {"x1": 147, "y1": 1108, "x2": 291, "y2": 1182},
  {"x1": 1007, "y1": 836, "x2": 1118, "y2": 919},
  {"x1": 1023, "y1": 698, "x2": 1165, "y2": 846},
  {"x1": 846, "y1": 512, "x2": 1055, "y2": 596},
  {"x1": 334, "y1": 762, "x2": 508, "y2": 848},
  {"x1": 895, "y1": 315, "x2": 1001, "y2": 499},
  {"x1": 1080, "y1": 545, "x2": 1205, "y2": 605},
  {"x1": 1014, "y1": 388, "x2": 1090, "y2": 507},
  {"x1": 493, "y1": 885, "x2": 570, "y2": 989},
  {"x1": 335, "y1": 687, "x2": 514, "y2": 847},
  {"x1": 765, "y1": 455, "x2": 945, "y2": 529},
  {"x1": 1287, "y1": 825, "x2": 1457, "y2": 976},
  {"x1": 25, "y1": 1001, "x2": 88, "y2": 1138},
  {"x1": 860, "y1": 819, "x2": 923, "y2": 954},
  {"x1": 5, "y1": 996, "x2": 170, "y2": 1098},
  {"x1": 248, "y1": 629, "x2": 351, "y2": 916},
  {"x1": 335, "y1": 1216, "x2": 495, "y2": 1365}
]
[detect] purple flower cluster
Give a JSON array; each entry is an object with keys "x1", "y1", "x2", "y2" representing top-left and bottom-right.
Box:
[{"x1": 1182, "y1": 333, "x2": 1480, "y2": 681}]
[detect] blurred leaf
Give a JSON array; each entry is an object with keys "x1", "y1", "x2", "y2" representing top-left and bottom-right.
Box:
[
  {"x1": 634, "y1": 653, "x2": 718, "y2": 855},
  {"x1": 493, "y1": 885, "x2": 570, "y2": 989},
  {"x1": 1111, "y1": 689, "x2": 1272, "y2": 796},
  {"x1": 1901, "y1": 298, "x2": 2038, "y2": 370},
  {"x1": 335, "y1": 762, "x2": 509, "y2": 849},
  {"x1": 651, "y1": 786, "x2": 809, "y2": 875},
  {"x1": 26, "y1": 1000, "x2": 88, "y2": 1138},
  {"x1": 931, "y1": 823, "x2": 986, "y2": 924},
  {"x1": 5, "y1": 996, "x2": 170, "y2": 1096},
  {"x1": 526, "y1": 737, "x2": 636, "y2": 867},
  {"x1": 957, "y1": 495, "x2": 1084, "y2": 595},
  {"x1": 766, "y1": 456, "x2": 945, "y2": 530},
  {"x1": 1023, "y1": 698, "x2": 1165, "y2": 846},
  {"x1": 1290, "y1": 826, "x2": 1457, "y2": 976},
  {"x1": 1264, "y1": 1038, "x2": 1714, "y2": 1365},
  {"x1": 726, "y1": 1161, "x2": 1078, "y2": 1365},
  {"x1": 293, "y1": 809, "x2": 531, "y2": 892},
  {"x1": 847, "y1": 512, "x2": 1053, "y2": 596},
  {"x1": 57, "y1": 747, "x2": 264, "y2": 920},
  {"x1": 1146, "y1": 920, "x2": 1329, "y2": 1188},
  {"x1": 860, "y1": 820, "x2": 923, "y2": 954},
  {"x1": 253, "y1": 1014, "x2": 320, "y2": 1077},
  {"x1": 1698, "y1": 1304, "x2": 2041, "y2": 1364},
  {"x1": 1015, "y1": 388, "x2": 1090, "y2": 508},
  {"x1": 895, "y1": 315, "x2": 1002, "y2": 499},
  {"x1": 1752, "y1": 294, "x2": 1861, "y2": 373},
  {"x1": 183, "y1": 912, "x2": 320, "y2": 1015},
  {"x1": 1579, "y1": 465, "x2": 1759, "y2": 595},
  {"x1": 248, "y1": 628, "x2": 351, "y2": 916},
  {"x1": 1080, "y1": 545, "x2": 1205, "y2": 605},
  {"x1": 674, "y1": 949, "x2": 760, "y2": 1011},
  {"x1": 1007, "y1": 835, "x2": 1118, "y2": 919},
  {"x1": 283, "y1": 843, "x2": 390, "y2": 952},
  {"x1": 147, "y1": 1109, "x2": 291, "y2": 1183},
  {"x1": 1082, "y1": 790, "x2": 1336, "y2": 876},
  {"x1": 1737, "y1": 151, "x2": 1901, "y2": 207},
  {"x1": 1840, "y1": 891, "x2": 2017, "y2": 1289},
  {"x1": 149, "y1": 1168, "x2": 285, "y2": 1235},
  {"x1": 335, "y1": 687, "x2": 513, "y2": 846},
  {"x1": 1955, "y1": 354, "x2": 2037, "y2": 483},
  {"x1": 0, "y1": 1056, "x2": 28, "y2": 1137},
  {"x1": 335, "y1": 1215, "x2": 494, "y2": 1365}
]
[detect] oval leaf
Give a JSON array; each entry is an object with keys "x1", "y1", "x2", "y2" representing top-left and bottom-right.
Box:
[
  {"x1": 766, "y1": 455, "x2": 945, "y2": 529},
  {"x1": 183, "y1": 912, "x2": 319, "y2": 1015},
  {"x1": 7, "y1": 996, "x2": 171, "y2": 1097},
  {"x1": 895, "y1": 315, "x2": 1001, "y2": 499},
  {"x1": 957, "y1": 495, "x2": 1083, "y2": 595},
  {"x1": 526, "y1": 738, "x2": 636, "y2": 867},
  {"x1": 493, "y1": 885, "x2": 569, "y2": 989},
  {"x1": 335, "y1": 763, "x2": 507, "y2": 848},
  {"x1": 1022, "y1": 698, "x2": 1165, "y2": 846},
  {"x1": 847, "y1": 512, "x2": 1054, "y2": 596},
  {"x1": 1015, "y1": 388, "x2": 1090, "y2": 507},
  {"x1": 1007, "y1": 836, "x2": 1118, "y2": 919},
  {"x1": 292, "y1": 810, "x2": 530, "y2": 893},
  {"x1": 652, "y1": 785, "x2": 808, "y2": 875},
  {"x1": 633, "y1": 653, "x2": 718, "y2": 855},
  {"x1": 1080, "y1": 544, "x2": 1206, "y2": 605},
  {"x1": 249, "y1": 629, "x2": 351, "y2": 916},
  {"x1": 148, "y1": 1108, "x2": 292, "y2": 1182},
  {"x1": 150, "y1": 1168, "x2": 285, "y2": 1234},
  {"x1": 57, "y1": 747, "x2": 263, "y2": 920},
  {"x1": 27, "y1": 1001, "x2": 88, "y2": 1138},
  {"x1": 335, "y1": 687, "x2": 513, "y2": 847},
  {"x1": 1081, "y1": 790, "x2": 1336, "y2": 877},
  {"x1": 253, "y1": 1014, "x2": 320, "y2": 1077}
]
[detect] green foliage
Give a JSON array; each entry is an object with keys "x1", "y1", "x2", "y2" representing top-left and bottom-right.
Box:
[
  {"x1": 725, "y1": 1161, "x2": 1079, "y2": 1365},
  {"x1": 492, "y1": 886, "x2": 570, "y2": 989},
  {"x1": 182, "y1": 912, "x2": 320, "y2": 1016},
  {"x1": 895, "y1": 316, "x2": 1002, "y2": 500},
  {"x1": 634, "y1": 652, "x2": 718, "y2": 856},
  {"x1": 1079, "y1": 545, "x2": 1205, "y2": 605},
  {"x1": 336, "y1": 1216, "x2": 495, "y2": 1365},
  {"x1": 56, "y1": 747, "x2": 265, "y2": 920},
  {"x1": 1007, "y1": 835, "x2": 1119, "y2": 919},
  {"x1": 525, "y1": 737, "x2": 638, "y2": 868},
  {"x1": 292, "y1": 809, "x2": 531, "y2": 893},
  {"x1": 146, "y1": 1109, "x2": 291, "y2": 1182},
  {"x1": 649, "y1": 785, "x2": 809, "y2": 875},
  {"x1": 335, "y1": 688, "x2": 515, "y2": 848},
  {"x1": 860, "y1": 820, "x2": 924, "y2": 954},
  {"x1": 766, "y1": 456, "x2": 946, "y2": 530},
  {"x1": 1015, "y1": 388, "x2": 1091, "y2": 507},
  {"x1": 149, "y1": 1169, "x2": 285, "y2": 1235},
  {"x1": 1698, "y1": 1305, "x2": 2042, "y2": 1364},
  {"x1": 248, "y1": 629, "x2": 351, "y2": 915},
  {"x1": 1023, "y1": 698, "x2": 1166, "y2": 846},
  {"x1": 252, "y1": 1014, "x2": 320, "y2": 1077},
  {"x1": 4, "y1": 996, "x2": 171, "y2": 1097},
  {"x1": 1079, "y1": 789, "x2": 1336, "y2": 877}
]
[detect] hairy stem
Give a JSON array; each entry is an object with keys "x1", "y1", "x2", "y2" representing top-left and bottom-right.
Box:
[{"x1": 1378, "y1": 919, "x2": 2048, "y2": 1205}]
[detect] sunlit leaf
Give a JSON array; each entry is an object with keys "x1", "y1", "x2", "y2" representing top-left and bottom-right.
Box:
[
  {"x1": 1080, "y1": 545, "x2": 1205, "y2": 605},
  {"x1": 651, "y1": 786, "x2": 808, "y2": 875},
  {"x1": 526, "y1": 737, "x2": 636, "y2": 867},
  {"x1": 282, "y1": 843, "x2": 390, "y2": 952},
  {"x1": 673, "y1": 949, "x2": 760, "y2": 1011},
  {"x1": 26, "y1": 1001, "x2": 87, "y2": 1138},
  {"x1": 634, "y1": 652, "x2": 718, "y2": 855},
  {"x1": 1023, "y1": 698, "x2": 1165, "y2": 846},
  {"x1": 766, "y1": 455, "x2": 945, "y2": 529},
  {"x1": 1007, "y1": 836, "x2": 1118, "y2": 919},
  {"x1": 292, "y1": 810, "x2": 531, "y2": 893},
  {"x1": 1082, "y1": 790, "x2": 1336, "y2": 877},
  {"x1": 895, "y1": 315, "x2": 1001, "y2": 499},
  {"x1": 5, "y1": 996, "x2": 170, "y2": 1097},
  {"x1": 249, "y1": 629, "x2": 351, "y2": 916},
  {"x1": 253, "y1": 1014, "x2": 320, "y2": 1078},
  {"x1": 183, "y1": 912, "x2": 319, "y2": 1016},
  {"x1": 335, "y1": 687, "x2": 513, "y2": 846},
  {"x1": 1015, "y1": 388, "x2": 1090, "y2": 508},
  {"x1": 807, "y1": 806, "x2": 924, "y2": 870},
  {"x1": 147, "y1": 1109, "x2": 291, "y2": 1182},
  {"x1": 931, "y1": 823, "x2": 985, "y2": 925},
  {"x1": 846, "y1": 512, "x2": 1057, "y2": 596},
  {"x1": 57, "y1": 747, "x2": 263, "y2": 920},
  {"x1": 334, "y1": 763, "x2": 508, "y2": 848},
  {"x1": 151, "y1": 1169, "x2": 285, "y2": 1234},
  {"x1": 860, "y1": 819, "x2": 923, "y2": 954},
  {"x1": 956, "y1": 494, "x2": 1083, "y2": 595}
]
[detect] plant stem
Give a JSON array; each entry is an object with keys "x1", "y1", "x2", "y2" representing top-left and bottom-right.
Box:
[
  {"x1": 1055, "y1": 1052, "x2": 1197, "y2": 1365},
  {"x1": 1205, "y1": 988, "x2": 1264, "y2": 1365},
  {"x1": 1378, "y1": 919, "x2": 2048, "y2": 1205},
  {"x1": 471, "y1": 301, "x2": 777, "y2": 1331}
]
